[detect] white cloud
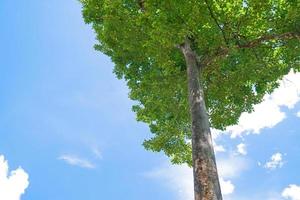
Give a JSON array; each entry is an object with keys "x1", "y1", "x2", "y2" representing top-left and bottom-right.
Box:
[
  {"x1": 0, "y1": 155, "x2": 29, "y2": 200},
  {"x1": 91, "y1": 146, "x2": 103, "y2": 159},
  {"x1": 282, "y1": 184, "x2": 300, "y2": 200},
  {"x1": 214, "y1": 144, "x2": 226, "y2": 153},
  {"x1": 211, "y1": 129, "x2": 226, "y2": 153},
  {"x1": 145, "y1": 154, "x2": 248, "y2": 199},
  {"x1": 296, "y1": 111, "x2": 300, "y2": 118},
  {"x1": 220, "y1": 178, "x2": 235, "y2": 195},
  {"x1": 58, "y1": 154, "x2": 95, "y2": 169},
  {"x1": 217, "y1": 155, "x2": 249, "y2": 179},
  {"x1": 227, "y1": 97, "x2": 286, "y2": 138},
  {"x1": 145, "y1": 163, "x2": 193, "y2": 200},
  {"x1": 264, "y1": 153, "x2": 284, "y2": 170},
  {"x1": 271, "y1": 71, "x2": 300, "y2": 108},
  {"x1": 237, "y1": 143, "x2": 247, "y2": 155},
  {"x1": 226, "y1": 71, "x2": 300, "y2": 138}
]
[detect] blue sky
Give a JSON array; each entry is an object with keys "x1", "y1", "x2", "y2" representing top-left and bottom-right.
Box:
[{"x1": 0, "y1": 1, "x2": 300, "y2": 200}]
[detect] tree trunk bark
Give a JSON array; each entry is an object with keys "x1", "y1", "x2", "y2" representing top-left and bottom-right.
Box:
[{"x1": 181, "y1": 39, "x2": 223, "y2": 200}]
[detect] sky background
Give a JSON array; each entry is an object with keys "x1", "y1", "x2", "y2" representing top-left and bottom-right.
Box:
[{"x1": 0, "y1": 1, "x2": 300, "y2": 200}]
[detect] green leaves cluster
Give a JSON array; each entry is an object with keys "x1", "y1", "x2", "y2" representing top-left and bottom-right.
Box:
[{"x1": 81, "y1": 0, "x2": 300, "y2": 165}]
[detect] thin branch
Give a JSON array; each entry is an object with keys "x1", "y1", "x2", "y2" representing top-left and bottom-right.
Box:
[{"x1": 204, "y1": 0, "x2": 229, "y2": 46}]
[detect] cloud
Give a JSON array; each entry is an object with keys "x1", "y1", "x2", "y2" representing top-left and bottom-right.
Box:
[
  {"x1": 296, "y1": 111, "x2": 300, "y2": 118},
  {"x1": 220, "y1": 178, "x2": 235, "y2": 195},
  {"x1": 214, "y1": 144, "x2": 226, "y2": 153},
  {"x1": 264, "y1": 153, "x2": 284, "y2": 170},
  {"x1": 0, "y1": 155, "x2": 29, "y2": 200},
  {"x1": 282, "y1": 185, "x2": 300, "y2": 200},
  {"x1": 226, "y1": 71, "x2": 300, "y2": 138},
  {"x1": 211, "y1": 129, "x2": 226, "y2": 153},
  {"x1": 236, "y1": 143, "x2": 247, "y2": 155},
  {"x1": 145, "y1": 154, "x2": 248, "y2": 199},
  {"x1": 58, "y1": 154, "x2": 95, "y2": 169},
  {"x1": 91, "y1": 146, "x2": 103, "y2": 159},
  {"x1": 144, "y1": 163, "x2": 193, "y2": 200},
  {"x1": 271, "y1": 71, "x2": 300, "y2": 108},
  {"x1": 227, "y1": 97, "x2": 286, "y2": 138},
  {"x1": 217, "y1": 155, "x2": 249, "y2": 179}
]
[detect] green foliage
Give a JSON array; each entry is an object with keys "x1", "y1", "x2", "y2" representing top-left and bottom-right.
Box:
[{"x1": 81, "y1": 0, "x2": 300, "y2": 165}]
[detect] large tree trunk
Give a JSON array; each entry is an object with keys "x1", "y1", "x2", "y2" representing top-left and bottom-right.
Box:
[{"x1": 181, "y1": 39, "x2": 223, "y2": 200}]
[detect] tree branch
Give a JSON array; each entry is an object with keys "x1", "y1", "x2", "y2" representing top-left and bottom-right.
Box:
[
  {"x1": 201, "y1": 46, "x2": 229, "y2": 67},
  {"x1": 204, "y1": 0, "x2": 229, "y2": 46},
  {"x1": 201, "y1": 31, "x2": 300, "y2": 68},
  {"x1": 237, "y1": 32, "x2": 300, "y2": 49}
]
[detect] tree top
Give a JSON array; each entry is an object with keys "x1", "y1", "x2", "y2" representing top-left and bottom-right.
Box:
[{"x1": 81, "y1": 0, "x2": 300, "y2": 164}]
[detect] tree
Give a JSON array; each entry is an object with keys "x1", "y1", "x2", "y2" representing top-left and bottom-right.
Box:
[{"x1": 80, "y1": 0, "x2": 300, "y2": 199}]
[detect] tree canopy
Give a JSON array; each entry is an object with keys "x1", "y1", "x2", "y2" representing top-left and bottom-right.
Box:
[{"x1": 81, "y1": 0, "x2": 300, "y2": 165}]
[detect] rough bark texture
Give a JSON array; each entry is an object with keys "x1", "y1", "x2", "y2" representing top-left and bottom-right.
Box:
[{"x1": 181, "y1": 39, "x2": 223, "y2": 200}]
